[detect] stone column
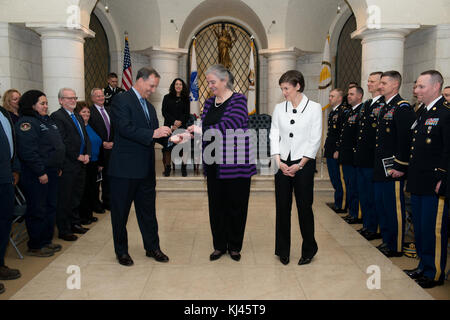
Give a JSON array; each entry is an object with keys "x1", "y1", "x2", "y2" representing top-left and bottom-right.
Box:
[
  {"x1": 260, "y1": 48, "x2": 301, "y2": 116},
  {"x1": 352, "y1": 26, "x2": 418, "y2": 99},
  {"x1": 146, "y1": 47, "x2": 188, "y2": 125},
  {"x1": 28, "y1": 25, "x2": 94, "y2": 113}
]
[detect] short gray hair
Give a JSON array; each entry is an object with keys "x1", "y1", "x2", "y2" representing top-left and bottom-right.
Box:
[
  {"x1": 90, "y1": 88, "x2": 103, "y2": 97},
  {"x1": 58, "y1": 88, "x2": 76, "y2": 99},
  {"x1": 205, "y1": 64, "x2": 234, "y2": 90}
]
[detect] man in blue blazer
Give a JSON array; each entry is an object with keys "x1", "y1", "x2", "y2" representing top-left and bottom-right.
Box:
[
  {"x1": 108, "y1": 67, "x2": 172, "y2": 266},
  {"x1": 0, "y1": 105, "x2": 21, "y2": 294}
]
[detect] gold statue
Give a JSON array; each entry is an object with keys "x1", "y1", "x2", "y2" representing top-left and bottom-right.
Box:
[{"x1": 213, "y1": 25, "x2": 236, "y2": 69}]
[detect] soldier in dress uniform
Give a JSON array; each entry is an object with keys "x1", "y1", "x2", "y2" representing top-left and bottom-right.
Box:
[
  {"x1": 104, "y1": 73, "x2": 125, "y2": 108},
  {"x1": 324, "y1": 88, "x2": 347, "y2": 213},
  {"x1": 354, "y1": 72, "x2": 384, "y2": 240},
  {"x1": 373, "y1": 71, "x2": 416, "y2": 257},
  {"x1": 404, "y1": 70, "x2": 450, "y2": 289},
  {"x1": 335, "y1": 86, "x2": 364, "y2": 224},
  {"x1": 443, "y1": 85, "x2": 450, "y2": 103},
  {"x1": 342, "y1": 81, "x2": 358, "y2": 108}
]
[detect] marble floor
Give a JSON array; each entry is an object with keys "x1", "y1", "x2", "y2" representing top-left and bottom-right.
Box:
[{"x1": 8, "y1": 188, "x2": 439, "y2": 300}]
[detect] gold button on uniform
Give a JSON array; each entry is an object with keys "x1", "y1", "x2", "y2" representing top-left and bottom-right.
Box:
[{"x1": 426, "y1": 138, "x2": 432, "y2": 144}]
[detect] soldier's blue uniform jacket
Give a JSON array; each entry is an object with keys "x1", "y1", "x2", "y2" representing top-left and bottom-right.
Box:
[
  {"x1": 337, "y1": 103, "x2": 363, "y2": 165},
  {"x1": 324, "y1": 104, "x2": 347, "y2": 158},
  {"x1": 407, "y1": 97, "x2": 450, "y2": 195},
  {"x1": 354, "y1": 96, "x2": 385, "y2": 168},
  {"x1": 373, "y1": 94, "x2": 416, "y2": 181},
  {"x1": 15, "y1": 112, "x2": 65, "y2": 175}
]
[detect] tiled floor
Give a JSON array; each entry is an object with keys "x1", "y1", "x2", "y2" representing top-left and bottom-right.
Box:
[{"x1": 7, "y1": 189, "x2": 439, "y2": 300}]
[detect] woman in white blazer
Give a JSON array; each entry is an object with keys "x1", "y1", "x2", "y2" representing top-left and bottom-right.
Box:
[{"x1": 269, "y1": 70, "x2": 322, "y2": 266}]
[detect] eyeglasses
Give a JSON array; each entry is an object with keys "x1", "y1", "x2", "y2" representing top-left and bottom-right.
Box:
[{"x1": 62, "y1": 97, "x2": 78, "y2": 101}]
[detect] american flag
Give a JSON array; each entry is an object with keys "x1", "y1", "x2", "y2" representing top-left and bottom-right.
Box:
[{"x1": 121, "y1": 36, "x2": 132, "y2": 90}]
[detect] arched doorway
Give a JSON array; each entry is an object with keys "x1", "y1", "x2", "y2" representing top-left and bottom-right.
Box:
[
  {"x1": 84, "y1": 13, "x2": 110, "y2": 105},
  {"x1": 335, "y1": 14, "x2": 362, "y2": 89},
  {"x1": 188, "y1": 22, "x2": 259, "y2": 113}
]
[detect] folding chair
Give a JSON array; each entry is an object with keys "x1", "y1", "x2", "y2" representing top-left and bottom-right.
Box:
[{"x1": 9, "y1": 185, "x2": 28, "y2": 259}]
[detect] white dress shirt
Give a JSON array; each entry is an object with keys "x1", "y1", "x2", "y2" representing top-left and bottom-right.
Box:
[{"x1": 270, "y1": 95, "x2": 322, "y2": 161}]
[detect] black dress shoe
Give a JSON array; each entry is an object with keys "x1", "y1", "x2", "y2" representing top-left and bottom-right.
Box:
[
  {"x1": 404, "y1": 268, "x2": 424, "y2": 279},
  {"x1": 209, "y1": 250, "x2": 224, "y2": 261},
  {"x1": 357, "y1": 228, "x2": 368, "y2": 234},
  {"x1": 58, "y1": 234, "x2": 78, "y2": 241},
  {"x1": 229, "y1": 250, "x2": 241, "y2": 261},
  {"x1": 117, "y1": 253, "x2": 134, "y2": 266},
  {"x1": 280, "y1": 256, "x2": 290, "y2": 265},
  {"x1": 146, "y1": 249, "x2": 169, "y2": 262},
  {"x1": 363, "y1": 231, "x2": 382, "y2": 240},
  {"x1": 380, "y1": 247, "x2": 403, "y2": 257},
  {"x1": 80, "y1": 219, "x2": 92, "y2": 225},
  {"x1": 346, "y1": 217, "x2": 363, "y2": 224},
  {"x1": 0, "y1": 283, "x2": 4, "y2": 294},
  {"x1": 298, "y1": 257, "x2": 313, "y2": 265},
  {"x1": 0, "y1": 266, "x2": 21, "y2": 280},
  {"x1": 94, "y1": 208, "x2": 105, "y2": 214},
  {"x1": 342, "y1": 214, "x2": 353, "y2": 221},
  {"x1": 90, "y1": 217, "x2": 98, "y2": 223},
  {"x1": 71, "y1": 225, "x2": 89, "y2": 234},
  {"x1": 415, "y1": 276, "x2": 444, "y2": 288},
  {"x1": 376, "y1": 243, "x2": 388, "y2": 250}
]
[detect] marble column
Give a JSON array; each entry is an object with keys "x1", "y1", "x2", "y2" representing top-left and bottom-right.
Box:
[
  {"x1": 352, "y1": 26, "x2": 418, "y2": 99},
  {"x1": 28, "y1": 25, "x2": 94, "y2": 113},
  {"x1": 146, "y1": 47, "x2": 188, "y2": 125},
  {"x1": 260, "y1": 48, "x2": 301, "y2": 116}
]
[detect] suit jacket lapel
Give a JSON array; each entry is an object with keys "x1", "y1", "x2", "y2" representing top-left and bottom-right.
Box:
[{"x1": 62, "y1": 107, "x2": 82, "y2": 143}]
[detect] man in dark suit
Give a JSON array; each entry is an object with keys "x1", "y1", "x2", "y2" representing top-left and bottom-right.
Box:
[
  {"x1": 108, "y1": 67, "x2": 172, "y2": 266},
  {"x1": 50, "y1": 88, "x2": 92, "y2": 241},
  {"x1": 0, "y1": 105, "x2": 21, "y2": 294},
  {"x1": 104, "y1": 73, "x2": 125, "y2": 108},
  {"x1": 89, "y1": 88, "x2": 113, "y2": 211}
]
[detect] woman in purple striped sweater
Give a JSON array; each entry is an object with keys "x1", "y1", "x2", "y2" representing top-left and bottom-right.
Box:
[{"x1": 187, "y1": 64, "x2": 257, "y2": 262}]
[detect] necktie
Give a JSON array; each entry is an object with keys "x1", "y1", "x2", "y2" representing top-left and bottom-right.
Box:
[
  {"x1": 99, "y1": 107, "x2": 111, "y2": 140},
  {"x1": 70, "y1": 113, "x2": 85, "y2": 155},
  {"x1": 139, "y1": 98, "x2": 150, "y2": 122}
]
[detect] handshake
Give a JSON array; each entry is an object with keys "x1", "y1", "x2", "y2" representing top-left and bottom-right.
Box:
[{"x1": 153, "y1": 125, "x2": 202, "y2": 144}]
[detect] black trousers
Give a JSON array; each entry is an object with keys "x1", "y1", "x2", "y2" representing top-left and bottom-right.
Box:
[
  {"x1": 100, "y1": 158, "x2": 111, "y2": 208},
  {"x1": 22, "y1": 167, "x2": 58, "y2": 249},
  {"x1": 79, "y1": 161, "x2": 99, "y2": 222},
  {"x1": 109, "y1": 175, "x2": 160, "y2": 256},
  {"x1": 206, "y1": 165, "x2": 251, "y2": 252},
  {"x1": 275, "y1": 157, "x2": 318, "y2": 258},
  {"x1": 0, "y1": 182, "x2": 14, "y2": 266},
  {"x1": 56, "y1": 162, "x2": 85, "y2": 235}
]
